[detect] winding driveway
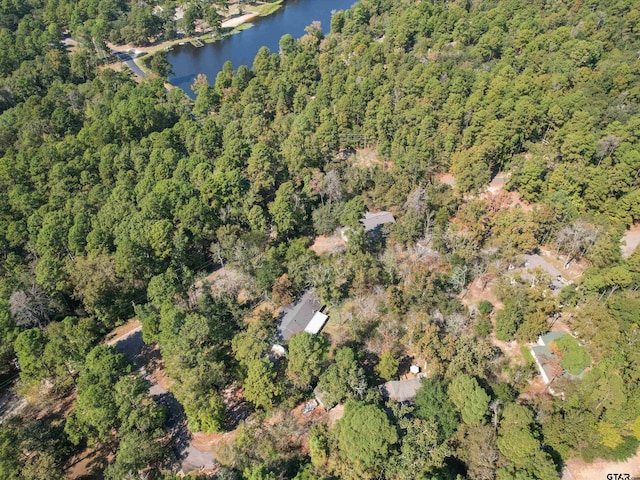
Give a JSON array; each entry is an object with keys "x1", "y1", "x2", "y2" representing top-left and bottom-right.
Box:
[{"x1": 110, "y1": 326, "x2": 216, "y2": 474}]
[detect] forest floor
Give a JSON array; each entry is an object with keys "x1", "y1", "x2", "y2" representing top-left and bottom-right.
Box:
[
  {"x1": 563, "y1": 451, "x2": 640, "y2": 480},
  {"x1": 104, "y1": 318, "x2": 142, "y2": 345},
  {"x1": 352, "y1": 147, "x2": 388, "y2": 169},
  {"x1": 310, "y1": 232, "x2": 347, "y2": 255},
  {"x1": 621, "y1": 224, "x2": 640, "y2": 258},
  {"x1": 0, "y1": 373, "x2": 24, "y2": 423},
  {"x1": 436, "y1": 172, "x2": 456, "y2": 188},
  {"x1": 67, "y1": 445, "x2": 113, "y2": 480}
]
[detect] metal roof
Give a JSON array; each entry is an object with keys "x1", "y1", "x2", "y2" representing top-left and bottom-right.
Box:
[
  {"x1": 305, "y1": 311, "x2": 329, "y2": 335},
  {"x1": 361, "y1": 211, "x2": 396, "y2": 232},
  {"x1": 278, "y1": 290, "x2": 325, "y2": 341},
  {"x1": 538, "y1": 331, "x2": 566, "y2": 346}
]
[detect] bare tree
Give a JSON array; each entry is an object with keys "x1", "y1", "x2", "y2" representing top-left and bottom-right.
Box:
[
  {"x1": 323, "y1": 170, "x2": 343, "y2": 204},
  {"x1": 555, "y1": 220, "x2": 599, "y2": 268},
  {"x1": 445, "y1": 312, "x2": 470, "y2": 336},
  {"x1": 9, "y1": 284, "x2": 50, "y2": 328},
  {"x1": 489, "y1": 399, "x2": 502, "y2": 431},
  {"x1": 404, "y1": 186, "x2": 428, "y2": 215},
  {"x1": 595, "y1": 134, "x2": 620, "y2": 166},
  {"x1": 450, "y1": 264, "x2": 468, "y2": 293}
]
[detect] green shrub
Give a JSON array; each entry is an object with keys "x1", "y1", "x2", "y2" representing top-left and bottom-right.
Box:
[
  {"x1": 474, "y1": 317, "x2": 492, "y2": 337},
  {"x1": 554, "y1": 335, "x2": 590, "y2": 375},
  {"x1": 477, "y1": 300, "x2": 494, "y2": 316}
]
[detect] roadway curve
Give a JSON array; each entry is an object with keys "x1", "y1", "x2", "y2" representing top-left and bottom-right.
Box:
[{"x1": 111, "y1": 51, "x2": 146, "y2": 78}]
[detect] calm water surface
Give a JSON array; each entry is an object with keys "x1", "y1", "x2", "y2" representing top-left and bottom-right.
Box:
[{"x1": 168, "y1": 0, "x2": 355, "y2": 97}]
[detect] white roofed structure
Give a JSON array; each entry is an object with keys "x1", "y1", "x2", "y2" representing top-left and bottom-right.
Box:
[
  {"x1": 305, "y1": 311, "x2": 329, "y2": 335},
  {"x1": 278, "y1": 290, "x2": 329, "y2": 341}
]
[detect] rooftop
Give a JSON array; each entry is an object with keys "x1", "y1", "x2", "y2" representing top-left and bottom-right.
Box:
[
  {"x1": 305, "y1": 311, "x2": 329, "y2": 335},
  {"x1": 361, "y1": 211, "x2": 395, "y2": 232},
  {"x1": 379, "y1": 377, "x2": 422, "y2": 403},
  {"x1": 538, "y1": 331, "x2": 566, "y2": 346},
  {"x1": 278, "y1": 290, "x2": 326, "y2": 341},
  {"x1": 530, "y1": 345, "x2": 560, "y2": 384},
  {"x1": 523, "y1": 254, "x2": 566, "y2": 280}
]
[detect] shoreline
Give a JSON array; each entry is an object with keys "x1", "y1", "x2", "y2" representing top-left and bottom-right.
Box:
[{"x1": 106, "y1": 1, "x2": 284, "y2": 75}]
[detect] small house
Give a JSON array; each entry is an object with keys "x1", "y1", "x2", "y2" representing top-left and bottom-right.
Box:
[
  {"x1": 530, "y1": 345, "x2": 561, "y2": 385},
  {"x1": 530, "y1": 332, "x2": 588, "y2": 387},
  {"x1": 379, "y1": 378, "x2": 423, "y2": 403},
  {"x1": 361, "y1": 211, "x2": 396, "y2": 233},
  {"x1": 277, "y1": 290, "x2": 328, "y2": 341}
]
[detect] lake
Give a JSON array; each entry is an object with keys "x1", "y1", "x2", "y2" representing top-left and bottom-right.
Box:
[{"x1": 167, "y1": 0, "x2": 356, "y2": 97}]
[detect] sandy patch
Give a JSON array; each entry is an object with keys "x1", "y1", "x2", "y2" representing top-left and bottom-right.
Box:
[
  {"x1": 310, "y1": 233, "x2": 347, "y2": 255},
  {"x1": 66, "y1": 445, "x2": 114, "y2": 480},
  {"x1": 352, "y1": 148, "x2": 385, "y2": 168},
  {"x1": 192, "y1": 430, "x2": 236, "y2": 452},
  {"x1": 325, "y1": 403, "x2": 345, "y2": 425},
  {"x1": 518, "y1": 374, "x2": 551, "y2": 401},
  {"x1": 243, "y1": 301, "x2": 277, "y2": 324},
  {"x1": 621, "y1": 224, "x2": 640, "y2": 259},
  {"x1": 222, "y1": 13, "x2": 258, "y2": 28},
  {"x1": 480, "y1": 172, "x2": 532, "y2": 212},
  {"x1": 286, "y1": 400, "x2": 345, "y2": 428},
  {"x1": 489, "y1": 333, "x2": 524, "y2": 365},
  {"x1": 459, "y1": 277, "x2": 504, "y2": 311},
  {"x1": 436, "y1": 173, "x2": 456, "y2": 188}
]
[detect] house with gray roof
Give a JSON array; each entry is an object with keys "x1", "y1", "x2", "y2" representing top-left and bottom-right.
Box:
[
  {"x1": 521, "y1": 254, "x2": 569, "y2": 294},
  {"x1": 339, "y1": 211, "x2": 396, "y2": 242},
  {"x1": 277, "y1": 290, "x2": 328, "y2": 341},
  {"x1": 361, "y1": 211, "x2": 395, "y2": 233}
]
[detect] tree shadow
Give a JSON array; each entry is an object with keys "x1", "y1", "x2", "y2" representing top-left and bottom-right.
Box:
[{"x1": 153, "y1": 390, "x2": 190, "y2": 465}]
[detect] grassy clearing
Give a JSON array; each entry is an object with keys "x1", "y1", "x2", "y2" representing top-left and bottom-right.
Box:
[
  {"x1": 254, "y1": 0, "x2": 283, "y2": 16},
  {"x1": 227, "y1": 23, "x2": 254, "y2": 36}
]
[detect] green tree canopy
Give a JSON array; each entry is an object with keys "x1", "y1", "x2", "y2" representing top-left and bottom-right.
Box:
[
  {"x1": 286, "y1": 332, "x2": 327, "y2": 390},
  {"x1": 335, "y1": 401, "x2": 398, "y2": 479}
]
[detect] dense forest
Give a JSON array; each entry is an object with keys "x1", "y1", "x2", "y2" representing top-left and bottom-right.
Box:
[{"x1": 0, "y1": 0, "x2": 639, "y2": 479}]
